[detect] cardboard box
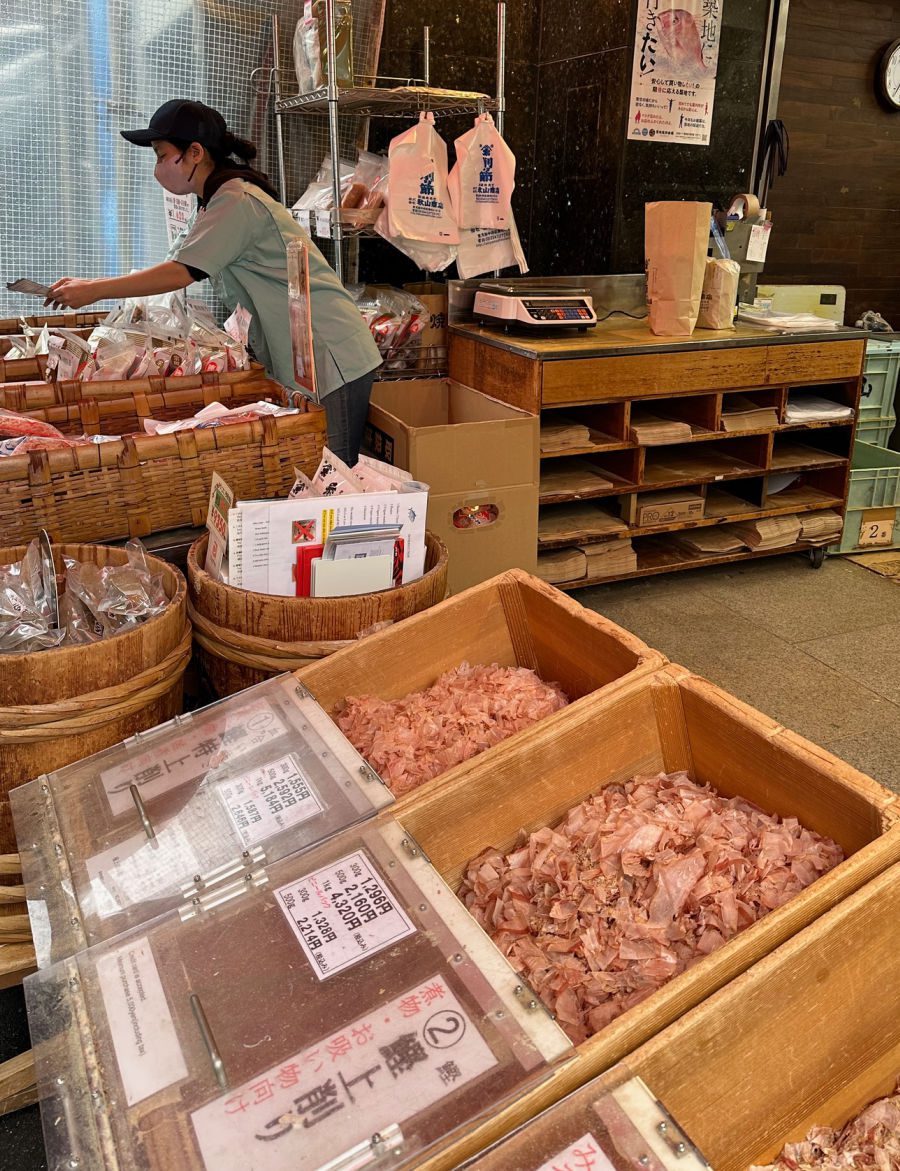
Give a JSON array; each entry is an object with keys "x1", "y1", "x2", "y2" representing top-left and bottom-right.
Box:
[
  {"x1": 404, "y1": 282, "x2": 447, "y2": 353},
  {"x1": 630, "y1": 488, "x2": 706, "y2": 526},
  {"x1": 366, "y1": 379, "x2": 540, "y2": 592}
]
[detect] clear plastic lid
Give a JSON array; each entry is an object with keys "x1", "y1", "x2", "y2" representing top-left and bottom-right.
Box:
[
  {"x1": 26, "y1": 818, "x2": 573, "y2": 1171},
  {"x1": 12, "y1": 675, "x2": 392, "y2": 963},
  {"x1": 461, "y1": 1064, "x2": 712, "y2": 1171}
]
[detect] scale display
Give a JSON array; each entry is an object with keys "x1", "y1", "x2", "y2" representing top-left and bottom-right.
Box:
[{"x1": 473, "y1": 284, "x2": 598, "y2": 330}]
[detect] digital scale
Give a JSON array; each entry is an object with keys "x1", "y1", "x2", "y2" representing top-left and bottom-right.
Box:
[{"x1": 473, "y1": 283, "x2": 598, "y2": 331}]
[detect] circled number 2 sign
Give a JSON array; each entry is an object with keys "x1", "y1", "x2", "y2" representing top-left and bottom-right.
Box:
[{"x1": 858, "y1": 515, "x2": 896, "y2": 548}]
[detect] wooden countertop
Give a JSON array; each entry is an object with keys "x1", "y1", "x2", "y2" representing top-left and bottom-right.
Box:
[{"x1": 450, "y1": 318, "x2": 865, "y2": 361}]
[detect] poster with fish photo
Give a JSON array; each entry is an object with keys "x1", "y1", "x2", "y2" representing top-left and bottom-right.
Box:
[{"x1": 627, "y1": 0, "x2": 723, "y2": 146}]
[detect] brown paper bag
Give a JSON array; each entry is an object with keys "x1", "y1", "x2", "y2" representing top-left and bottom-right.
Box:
[
  {"x1": 697, "y1": 257, "x2": 741, "y2": 330},
  {"x1": 645, "y1": 201, "x2": 713, "y2": 336}
]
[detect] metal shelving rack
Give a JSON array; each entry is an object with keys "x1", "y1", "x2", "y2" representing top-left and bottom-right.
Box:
[{"x1": 275, "y1": 0, "x2": 509, "y2": 284}]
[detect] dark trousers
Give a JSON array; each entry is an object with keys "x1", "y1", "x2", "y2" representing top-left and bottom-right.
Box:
[{"x1": 324, "y1": 371, "x2": 376, "y2": 466}]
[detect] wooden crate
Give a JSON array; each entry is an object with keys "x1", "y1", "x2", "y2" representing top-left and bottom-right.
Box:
[
  {"x1": 469, "y1": 854, "x2": 900, "y2": 1169},
  {"x1": 0, "y1": 366, "x2": 263, "y2": 412},
  {"x1": 0, "y1": 406, "x2": 326, "y2": 545},
  {"x1": 295, "y1": 569, "x2": 664, "y2": 800},
  {"x1": 19, "y1": 377, "x2": 289, "y2": 437},
  {"x1": 395, "y1": 663, "x2": 900, "y2": 1171}
]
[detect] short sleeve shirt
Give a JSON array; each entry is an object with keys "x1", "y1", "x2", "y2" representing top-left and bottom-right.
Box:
[{"x1": 170, "y1": 179, "x2": 381, "y2": 398}]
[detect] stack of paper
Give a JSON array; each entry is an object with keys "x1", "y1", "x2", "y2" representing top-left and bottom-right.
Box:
[
  {"x1": 675, "y1": 527, "x2": 748, "y2": 555},
  {"x1": 538, "y1": 503, "x2": 628, "y2": 544},
  {"x1": 799, "y1": 510, "x2": 843, "y2": 545},
  {"x1": 720, "y1": 395, "x2": 780, "y2": 432},
  {"x1": 785, "y1": 395, "x2": 854, "y2": 424},
  {"x1": 536, "y1": 546, "x2": 587, "y2": 585},
  {"x1": 738, "y1": 306, "x2": 840, "y2": 332},
  {"x1": 540, "y1": 415, "x2": 592, "y2": 452},
  {"x1": 629, "y1": 412, "x2": 694, "y2": 446},
  {"x1": 581, "y1": 539, "x2": 637, "y2": 577},
  {"x1": 731, "y1": 514, "x2": 802, "y2": 550}
]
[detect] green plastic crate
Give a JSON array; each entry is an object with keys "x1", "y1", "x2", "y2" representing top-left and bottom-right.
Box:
[
  {"x1": 831, "y1": 441, "x2": 900, "y2": 553},
  {"x1": 855, "y1": 413, "x2": 895, "y2": 448},
  {"x1": 861, "y1": 339, "x2": 900, "y2": 422}
]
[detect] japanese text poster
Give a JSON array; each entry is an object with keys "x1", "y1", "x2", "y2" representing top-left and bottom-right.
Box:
[{"x1": 628, "y1": 0, "x2": 724, "y2": 146}]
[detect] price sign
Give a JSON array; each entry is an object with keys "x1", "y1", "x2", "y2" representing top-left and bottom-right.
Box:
[{"x1": 858, "y1": 512, "x2": 896, "y2": 548}]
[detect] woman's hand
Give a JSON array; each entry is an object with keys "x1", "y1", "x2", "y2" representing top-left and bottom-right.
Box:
[{"x1": 44, "y1": 278, "x2": 107, "y2": 310}]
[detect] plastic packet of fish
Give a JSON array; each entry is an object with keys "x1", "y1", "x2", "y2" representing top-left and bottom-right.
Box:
[
  {"x1": 311, "y1": 446, "x2": 366, "y2": 497},
  {"x1": 288, "y1": 468, "x2": 320, "y2": 499},
  {"x1": 0, "y1": 539, "x2": 63, "y2": 653}
]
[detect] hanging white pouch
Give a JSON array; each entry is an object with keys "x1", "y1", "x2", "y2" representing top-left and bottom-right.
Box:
[
  {"x1": 375, "y1": 205, "x2": 457, "y2": 272},
  {"x1": 450, "y1": 113, "x2": 516, "y2": 230},
  {"x1": 456, "y1": 216, "x2": 529, "y2": 280},
  {"x1": 387, "y1": 112, "x2": 459, "y2": 244}
]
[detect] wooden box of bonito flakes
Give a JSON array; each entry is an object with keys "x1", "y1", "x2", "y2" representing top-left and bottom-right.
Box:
[
  {"x1": 24, "y1": 817, "x2": 574, "y2": 1171},
  {"x1": 295, "y1": 567, "x2": 664, "y2": 803},
  {"x1": 393, "y1": 664, "x2": 900, "y2": 1170},
  {"x1": 466, "y1": 856, "x2": 900, "y2": 1171}
]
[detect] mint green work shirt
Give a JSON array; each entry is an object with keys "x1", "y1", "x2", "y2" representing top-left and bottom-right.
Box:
[{"x1": 171, "y1": 178, "x2": 381, "y2": 398}]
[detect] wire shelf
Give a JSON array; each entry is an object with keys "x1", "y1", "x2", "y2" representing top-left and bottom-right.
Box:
[{"x1": 276, "y1": 84, "x2": 498, "y2": 119}]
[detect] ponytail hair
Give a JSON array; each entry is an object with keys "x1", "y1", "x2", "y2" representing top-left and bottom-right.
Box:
[{"x1": 212, "y1": 132, "x2": 279, "y2": 200}]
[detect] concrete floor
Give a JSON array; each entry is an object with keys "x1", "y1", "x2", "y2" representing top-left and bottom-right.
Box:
[
  {"x1": 3, "y1": 550, "x2": 899, "y2": 1169},
  {"x1": 578, "y1": 552, "x2": 900, "y2": 794}
]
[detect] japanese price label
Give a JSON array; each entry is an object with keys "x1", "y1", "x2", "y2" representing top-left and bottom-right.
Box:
[
  {"x1": 96, "y1": 937, "x2": 188, "y2": 1106},
  {"x1": 537, "y1": 1134, "x2": 615, "y2": 1171},
  {"x1": 275, "y1": 851, "x2": 415, "y2": 980},
  {"x1": 86, "y1": 820, "x2": 203, "y2": 918},
  {"x1": 190, "y1": 974, "x2": 497, "y2": 1171},
  {"x1": 100, "y1": 699, "x2": 288, "y2": 816},
  {"x1": 217, "y1": 756, "x2": 324, "y2": 847}
]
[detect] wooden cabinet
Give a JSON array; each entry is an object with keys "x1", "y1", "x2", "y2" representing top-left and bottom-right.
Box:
[{"x1": 449, "y1": 323, "x2": 866, "y2": 589}]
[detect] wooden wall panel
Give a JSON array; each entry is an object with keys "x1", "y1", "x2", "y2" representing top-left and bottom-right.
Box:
[{"x1": 765, "y1": 0, "x2": 900, "y2": 326}]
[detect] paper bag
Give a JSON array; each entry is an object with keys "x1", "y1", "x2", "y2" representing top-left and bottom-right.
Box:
[
  {"x1": 645, "y1": 201, "x2": 712, "y2": 336},
  {"x1": 697, "y1": 257, "x2": 741, "y2": 330}
]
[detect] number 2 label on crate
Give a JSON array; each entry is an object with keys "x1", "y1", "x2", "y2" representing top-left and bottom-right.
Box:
[
  {"x1": 858, "y1": 514, "x2": 895, "y2": 548},
  {"x1": 275, "y1": 851, "x2": 416, "y2": 980},
  {"x1": 216, "y1": 755, "x2": 324, "y2": 847}
]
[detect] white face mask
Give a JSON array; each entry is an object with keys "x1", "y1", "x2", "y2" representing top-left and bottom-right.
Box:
[{"x1": 154, "y1": 150, "x2": 199, "y2": 196}]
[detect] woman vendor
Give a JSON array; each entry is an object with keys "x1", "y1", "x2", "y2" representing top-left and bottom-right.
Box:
[{"x1": 46, "y1": 99, "x2": 381, "y2": 464}]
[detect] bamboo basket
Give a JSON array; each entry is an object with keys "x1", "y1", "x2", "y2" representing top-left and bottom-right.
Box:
[
  {"x1": 469, "y1": 852, "x2": 900, "y2": 1170},
  {"x1": 0, "y1": 853, "x2": 35, "y2": 991},
  {"x1": 0, "y1": 543, "x2": 190, "y2": 854},
  {"x1": 0, "y1": 311, "x2": 106, "y2": 334},
  {"x1": 393, "y1": 663, "x2": 900, "y2": 1171},
  {"x1": 18, "y1": 376, "x2": 290, "y2": 437},
  {"x1": 187, "y1": 530, "x2": 451, "y2": 696},
  {"x1": 0, "y1": 365, "x2": 263, "y2": 412},
  {"x1": 295, "y1": 569, "x2": 664, "y2": 802},
  {"x1": 0, "y1": 406, "x2": 326, "y2": 546},
  {"x1": 0, "y1": 354, "x2": 48, "y2": 382}
]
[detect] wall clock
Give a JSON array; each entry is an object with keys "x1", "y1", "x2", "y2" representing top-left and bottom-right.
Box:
[{"x1": 878, "y1": 38, "x2": 900, "y2": 108}]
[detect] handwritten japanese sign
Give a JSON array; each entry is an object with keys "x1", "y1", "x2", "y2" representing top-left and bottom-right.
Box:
[
  {"x1": 190, "y1": 974, "x2": 497, "y2": 1171},
  {"x1": 627, "y1": 0, "x2": 723, "y2": 146},
  {"x1": 537, "y1": 1134, "x2": 616, "y2": 1171},
  {"x1": 275, "y1": 851, "x2": 415, "y2": 979},
  {"x1": 100, "y1": 698, "x2": 288, "y2": 817},
  {"x1": 163, "y1": 191, "x2": 196, "y2": 247},
  {"x1": 217, "y1": 755, "x2": 324, "y2": 848}
]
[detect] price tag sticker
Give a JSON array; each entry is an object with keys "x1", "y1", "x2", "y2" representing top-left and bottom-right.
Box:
[
  {"x1": 216, "y1": 755, "x2": 324, "y2": 847},
  {"x1": 275, "y1": 851, "x2": 415, "y2": 980},
  {"x1": 315, "y1": 210, "x2": 333, "y2": 238},
  {"x1": 858, "y1": 512, "x2": 896, "y2": 548}
]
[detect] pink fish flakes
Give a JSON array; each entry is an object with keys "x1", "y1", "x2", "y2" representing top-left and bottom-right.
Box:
[
  {"x1": 459, "y1": 771, "x2": 844, "y2": 1044},
  {"x1": 335, "y1": 662, "x2": 569, "y2": 797}
]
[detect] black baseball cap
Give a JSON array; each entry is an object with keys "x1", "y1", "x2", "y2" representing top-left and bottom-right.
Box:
[{"x1": 120, "y1": 99, "x2": 227, "y2": 149}]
